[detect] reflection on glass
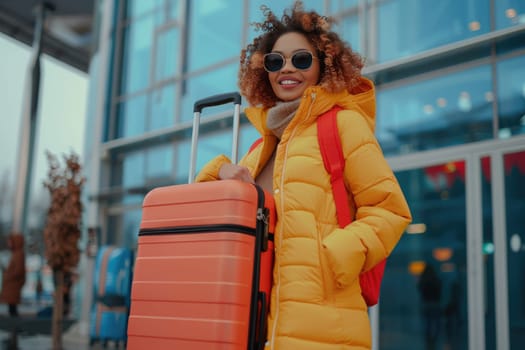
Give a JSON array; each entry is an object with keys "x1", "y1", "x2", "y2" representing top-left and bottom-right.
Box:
[
  {"x1": 382, "y1": 164, "x2": 468, "y2": 349},
  {"x1": 377, "y1": 0, "x2": 490, "y2": 63},
  {"x1": 495, "y1": 0, "x2": 525, "y2": 29},
  {"x1": 377, "y1": 65, "x2": 493, "y2": 156},
  {"x1": 497, "y1": 55, "x2": 525, "y2": 138},
  {"x1": 188, "y1": 0, "x2": 242, "y2": 71},
  {"x1": 503, "y1": 151, "x2": 525, "y2": 348}
]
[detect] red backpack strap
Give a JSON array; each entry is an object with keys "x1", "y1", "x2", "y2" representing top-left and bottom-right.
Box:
[
  {"x1": 318, "y1": 106, "x2": 387, "y2": 307},
  {"x1": 248, "y1": 137, "x2": 263, "y2": 153},
  {"x1": 317, "y1": 106, "x2": 351, "y2": 227}
]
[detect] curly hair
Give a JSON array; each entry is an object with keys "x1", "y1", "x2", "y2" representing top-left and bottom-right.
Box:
[{"x1": 238, "y1": 1, "x2": 365, "y2": 108}]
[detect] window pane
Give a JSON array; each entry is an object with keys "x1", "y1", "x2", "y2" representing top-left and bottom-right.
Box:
[
  {"x1": 122, "y1": 151, "x2": 145, "y2": 188},
  {"x1": 377, "y1": 0, "x2": 490, "y2": 63},
  {"x1": 176, "y1": 138, "x2": 191, "y2": 183},
  {"x1": 330, "y1": 0, "x2": 359, "y2": 13},
  {"x1": 116, "y1": 94, "x2": 147, "y2": 138},
  {"x1": 150, "y1": 83, "x2": 176, "y2": 131},
  {"x1": 377, "y1": 65, "x2": 493, "y2": 156},
  {"x1": 176, "y1": 126, "x2": 234, "y2": 183},
  {"x1": 497, "y1": 55, "x2": 525, "y2": 138},
  {"x1": 336, "y1": 14, "x2": 361, "y2": 56},
  {"x1": 496, "y1": 0, "x2": 525, "y2": 30},
  {"x1": 120, "y1": 16, "x2": 155, "y2": 94},
  {"x1": 167, "y1": 0, "x2": 181, "y2": 21},
  {"x1": 188, "y1": 1, "x2": 242, "y2": 71},
  {"x1": 248, "y1": 1, "x2": 324, "y2": 43},
  {"x1": 146, "y1": 144, "x2": 174, "y2": 180},
  {"x1": 199, "y1": 128, "x2": 234, "y2": 167},
  {"x1": 155, "y1": 26, "x2": 179, "y2": 81},
  {"x1": 240, "y1": 123, "x2": 261, "y2": 155},
  {"x1": 181, "y1": 64, "x2": 239, "y2": 122},
  {"x1": 127, "y1": 0, "x2": 162, "y2": 18},
  {"x1": 123, "y1": 209, "x2": 142, "y2": 249},
  {"x1": 107, "y1": 210, "x2": 142, "y2": 249}
]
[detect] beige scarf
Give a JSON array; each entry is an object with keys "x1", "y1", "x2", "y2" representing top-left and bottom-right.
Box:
[{"x1": 266, "y1": 99, "x2": 301, "y2": 139}]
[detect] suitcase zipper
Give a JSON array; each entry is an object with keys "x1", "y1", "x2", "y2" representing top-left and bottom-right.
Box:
[
  {"x1": 138, "y1": 224, "x2": 259, "y2": 236},
  {"x1": 250, "y1": 184, "x2": 269, "y2": 350}
]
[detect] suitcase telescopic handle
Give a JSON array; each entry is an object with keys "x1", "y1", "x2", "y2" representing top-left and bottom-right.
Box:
[
  {"x1": 189, "y1": 92, "x2": 242, "y2": 183},
  {"x1": 193, "y1": 92, "x2": 242, "y2": 113}
]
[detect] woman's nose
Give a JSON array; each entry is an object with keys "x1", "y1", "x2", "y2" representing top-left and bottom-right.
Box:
[{"x1": 280, "y1": 57, "x2": 296, "y2": 72}]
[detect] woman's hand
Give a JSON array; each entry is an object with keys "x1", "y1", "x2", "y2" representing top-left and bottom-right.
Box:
[{"x1": 219, "y1": 163, "x2": 255, "y2": 183}]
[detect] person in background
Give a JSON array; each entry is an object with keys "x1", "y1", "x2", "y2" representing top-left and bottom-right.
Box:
[
  {"x1": 195, "y1": 2, "x2": 412, "y2": 349},
  {"x1": 418, "y1": 263, "x2": 443, "y2": 350},
  {"x1": 0, "y1": 234, "x2": 26, "y2": 317}
]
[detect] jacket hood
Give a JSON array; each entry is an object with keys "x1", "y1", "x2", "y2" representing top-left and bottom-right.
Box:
[{"x1": 245, "y1": 77, "x2": 376, "y2": 136}]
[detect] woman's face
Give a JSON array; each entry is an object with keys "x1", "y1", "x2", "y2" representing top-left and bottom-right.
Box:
[{"x1": 266, "y1": 32, "x2": 321, "y2": 102}]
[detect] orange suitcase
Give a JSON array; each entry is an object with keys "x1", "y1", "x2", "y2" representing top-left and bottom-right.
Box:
[{"x1": 127, "y1": 93, "x2": 275, "y2": 350}]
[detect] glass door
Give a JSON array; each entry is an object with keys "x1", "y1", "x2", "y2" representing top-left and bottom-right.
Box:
[
  {"x1": 378, "y1": 158, "x2": 470, "y2": 350},
  {"x1": 376, "y1": 136, "x2": 525, "y2": 350}
]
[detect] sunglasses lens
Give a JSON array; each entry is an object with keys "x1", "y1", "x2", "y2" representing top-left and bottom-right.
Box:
[
  {"x1": 264, "y1": 53, "x2": 284, "y2": 72},
  {"x1": 292, "y1": 51, "x2": 313, "y2": 70}
]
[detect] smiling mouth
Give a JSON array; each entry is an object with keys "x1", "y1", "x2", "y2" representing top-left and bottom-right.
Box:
[{"x1": 279, "y1": 79, "x2": 301, "y2": 86}]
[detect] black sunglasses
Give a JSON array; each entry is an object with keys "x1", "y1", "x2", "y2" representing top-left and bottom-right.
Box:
[{"x1": 263, "y1": 50, "x2": 317, "y2": 72}]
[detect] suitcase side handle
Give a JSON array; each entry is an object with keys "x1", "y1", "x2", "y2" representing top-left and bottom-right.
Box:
[
  {"x1": 256, "y1": 291, "x2": 268, "y2": 350},
  {"x1": 193, "y1": 92, "x2": 241, "y2": 113},
  {"x1": 189, "y1": 92, "x2": 243, "y2": 183}
]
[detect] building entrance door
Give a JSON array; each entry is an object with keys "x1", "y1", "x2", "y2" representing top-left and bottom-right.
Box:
[{"x1": 373, "y1": 135, "x2": 525, "y2": 350}]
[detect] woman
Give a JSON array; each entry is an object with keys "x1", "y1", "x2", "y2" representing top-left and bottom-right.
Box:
[
  {"x1": 0, "y1": 234, "x2": 26, "y2": 317},
  {"x1": 196, "y1": 2, "x2": 412, "y2": 349}
]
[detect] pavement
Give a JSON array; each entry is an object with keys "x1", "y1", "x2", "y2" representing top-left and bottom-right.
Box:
[{"x1": 0, "y1": 304, "x2": 121, "y2": 350}]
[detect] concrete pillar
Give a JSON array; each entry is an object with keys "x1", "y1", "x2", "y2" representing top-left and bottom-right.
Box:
[{"x1": 11, "y1": 2, "x2": 55, "y2": 235}]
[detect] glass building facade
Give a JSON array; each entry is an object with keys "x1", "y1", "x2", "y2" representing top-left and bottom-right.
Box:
[{"x1": 84, "y1": 1, "x2": 525, "y2": 349}]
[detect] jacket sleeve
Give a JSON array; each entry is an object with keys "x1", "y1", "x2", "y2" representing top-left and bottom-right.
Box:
[
  {"x1": 194, "y1": 155, "x2": 231, "y2": 182},
  {"x1": 322, "y1": 110, "x2": 412, "y2": 288}
]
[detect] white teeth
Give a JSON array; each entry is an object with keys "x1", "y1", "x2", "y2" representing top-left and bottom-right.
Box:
[{"x1": 280, "y1": 80, "x2": 299, "y2": 85}]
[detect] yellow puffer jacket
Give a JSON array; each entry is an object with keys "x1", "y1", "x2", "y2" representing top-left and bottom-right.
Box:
[{"x1": 196, "y1": 78, "x2": 412, "y2": 349}]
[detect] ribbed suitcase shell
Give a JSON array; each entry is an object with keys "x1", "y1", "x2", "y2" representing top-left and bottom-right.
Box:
[{"x1": 127, "y1": 179, "x2": 275, "y2": 350}]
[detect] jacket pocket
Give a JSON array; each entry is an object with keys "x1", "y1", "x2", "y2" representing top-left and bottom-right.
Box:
[
  {"x1": 316, "y1": 223, "x2": 335, "y2": 303},
  {"x1": 322, "y1": 228, "x2": 365, "y2": 289}
]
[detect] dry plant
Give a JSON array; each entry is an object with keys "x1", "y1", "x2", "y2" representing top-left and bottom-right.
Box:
[{"x1": 42, "y1": 150, "x2": 85, "y2": 350}]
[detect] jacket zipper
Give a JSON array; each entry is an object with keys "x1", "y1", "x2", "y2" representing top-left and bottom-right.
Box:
[{"x1": 270, "y1": 92, "x2": 316, "y2": 350}]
